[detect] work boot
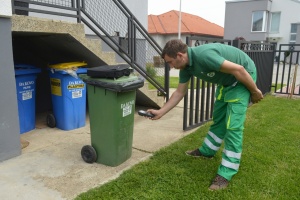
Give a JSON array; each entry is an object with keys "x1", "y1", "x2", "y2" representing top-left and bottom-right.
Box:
[
  {"x1": 185, "y1": 148, "x2": 213, "y2": 158},
  {"x1": 209, "y1": 174, "x2": 229, "y2": 190}
]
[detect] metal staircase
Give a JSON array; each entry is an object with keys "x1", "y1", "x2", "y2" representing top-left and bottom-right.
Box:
[{"x1": 12, "y1": 0, "x2": 169, "y2": 108}]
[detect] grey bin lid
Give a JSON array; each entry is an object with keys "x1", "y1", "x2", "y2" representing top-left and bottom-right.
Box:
[{"x1": 79, "y1": 74, "x2": 144, "y2": 92}]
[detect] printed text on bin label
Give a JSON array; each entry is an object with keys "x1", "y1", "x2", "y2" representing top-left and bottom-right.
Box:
[
  {"x1": 121, "y1": 100, "x2": 135, "y2": 117},
  {"x1": 19, "y1": 81, "x2": 34, "y2": 90}
]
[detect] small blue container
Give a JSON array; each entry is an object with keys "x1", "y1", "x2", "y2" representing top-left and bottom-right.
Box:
[
  {"x1": 48, "y1": 67, "x2": 87, "y2": 130},
  {"x1": 14, "y1": 64, "x2": 41, "y2": 134}
]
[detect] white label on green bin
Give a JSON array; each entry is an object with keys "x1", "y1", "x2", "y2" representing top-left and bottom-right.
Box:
[
  {"x1": 22, "y1": 91, "x2": 32, "y2": 100},
  {"x1": 121, "y1": 100, "x2": 135, "y2": 117}
]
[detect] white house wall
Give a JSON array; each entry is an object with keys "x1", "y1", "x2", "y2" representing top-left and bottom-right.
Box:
[
  {"x1": 224, "y1": 0, "x2": 271, "y2": 41},
  {"x1": 268, "y1": 0, "x2": 300, "y2": 44},
  {"x1": 224, "y1": 0, "x2": 300, "y2": 48},
  {"x1": 122, "y1": 0, "x2": 148, "y2": 28}
]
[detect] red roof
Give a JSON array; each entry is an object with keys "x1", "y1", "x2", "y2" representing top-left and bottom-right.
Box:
[{"x1": 148, "y1": 10, "x2": 224, "y2": 37}]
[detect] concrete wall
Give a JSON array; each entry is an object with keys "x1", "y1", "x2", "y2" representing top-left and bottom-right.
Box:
[
  {"x1": 149, "y1": 33, "x2": 222, "y2": 50},
  {"x1": 0, "y1": 2, "x2": 21, "y2": 162},
  {"x1": 84, "y1": 0, "x2": 148, "y2": 37},
  {"x1": 28, "y1": 0, "x2": 148, "y2": 36}
]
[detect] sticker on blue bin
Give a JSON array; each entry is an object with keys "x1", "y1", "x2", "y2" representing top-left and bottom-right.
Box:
[
  {"x1": 121, "y1": 100, "x2": 135, "y2": 117},
  {"x1": 18, "y1": 80, "x2": 35, "y2": 100},
  {"x1": 71, "y1": 90, "x2": 82, "y2": 98},
  {"x1": 22, "y1": 91, "x2": 32, "y2": 100},
  {"x1": 50, "y1": 78, "x2": 62, "y2": 96},
  {"x1": 67, "y1": 83, "x2": 85, "y2": 89},
  {"x1": 67, "y1": 80, "x2": 85, "y2": 99}
]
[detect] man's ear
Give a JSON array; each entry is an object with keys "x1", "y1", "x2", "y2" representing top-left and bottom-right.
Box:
[{"x1": 177, "y1": 52, "x2": 183, "y2": 58}]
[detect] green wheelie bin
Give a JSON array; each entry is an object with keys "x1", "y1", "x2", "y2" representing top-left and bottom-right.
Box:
[{"x1": 80, "y1": 72, "x2": 144, "y2": 166}]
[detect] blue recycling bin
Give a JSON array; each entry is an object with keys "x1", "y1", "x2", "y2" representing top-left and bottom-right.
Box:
[
  {"x1": 14, "y1": 64, "x2": 41, "y2": 134},
  {"x1": 48, "y1": 62, "x2": 87, "y2": 130}
]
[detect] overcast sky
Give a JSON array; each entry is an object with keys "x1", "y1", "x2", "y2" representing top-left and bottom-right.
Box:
[{"x1": 148, "y1": 0, "x2": 229, "y2": 27}]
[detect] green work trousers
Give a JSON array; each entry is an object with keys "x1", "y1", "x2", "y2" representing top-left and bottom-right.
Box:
[{"x1": 199, "y1": 70, "x2": 257, "y2": 181}]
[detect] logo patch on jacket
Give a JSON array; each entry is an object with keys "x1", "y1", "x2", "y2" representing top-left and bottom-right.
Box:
[{"x1": 207, "y1": 72, "x2": 215, "y2": 77}]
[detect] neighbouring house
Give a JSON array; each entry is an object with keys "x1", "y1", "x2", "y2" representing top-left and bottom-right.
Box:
[
  {"x1": 148, "y1": 10, "x2": 224, "y2": 48},
  {"x1": 224, "y1": 0, "x2": 300, "y2": 48}
]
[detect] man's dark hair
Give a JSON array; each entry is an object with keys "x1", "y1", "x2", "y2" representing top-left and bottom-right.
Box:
[{"x1": 161, "y1": 39, "x2": 188, "y2": 59}]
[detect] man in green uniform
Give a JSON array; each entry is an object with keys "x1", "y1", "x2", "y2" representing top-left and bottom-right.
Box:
[{"x1": 147, "y1": 39, "x2": 263, "y2": 190}]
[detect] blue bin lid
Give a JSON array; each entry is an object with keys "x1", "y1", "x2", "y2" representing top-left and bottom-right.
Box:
[{"x1": 15, "y1": 64, "x2": 41, "y2": 76}]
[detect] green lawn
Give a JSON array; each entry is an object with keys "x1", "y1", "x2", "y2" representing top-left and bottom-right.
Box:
[{"x1": 76, "y1": 95, "x2": 300, "y2": 200}]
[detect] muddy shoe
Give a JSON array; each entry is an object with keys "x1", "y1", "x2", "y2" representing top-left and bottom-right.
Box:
[
  {"x1": 185, "y1": 149, "x2": 213, "y2": 158},
  {"x1": 209, "y1": 175, "x2": 229, "y2": 190}
]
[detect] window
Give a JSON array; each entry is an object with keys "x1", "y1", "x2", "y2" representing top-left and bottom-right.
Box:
[
  {"x1": 290, "y1": 24, "x2": 298, "y2": 44},
  {"x1": 251, "y1": 11, "x2": 268, "y2": 32},
  {"x1": 270, "y1": 12, "x2": 281, "y2": 33}
]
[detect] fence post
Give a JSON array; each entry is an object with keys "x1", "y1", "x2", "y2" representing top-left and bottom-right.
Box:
[
  {"x1": 76, "y1": 0, "x2": 82, "y2": 23},
  {"x1": 232, "y1": 39, "x2": 239, "y2": 48}
]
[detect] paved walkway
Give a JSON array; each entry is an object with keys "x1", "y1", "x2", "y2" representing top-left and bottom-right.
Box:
[
  {"x1": 0, "y1": 104, "x2": 195, "y2": 200},
  {"x1": 4, "y1": 65, "x2": 294, "y2": 199}
]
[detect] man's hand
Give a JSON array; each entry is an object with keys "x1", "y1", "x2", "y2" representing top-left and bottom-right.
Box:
[
  {"x1": 251, "y1": 89, "x2": 263, "y2": 103},
  {"x1": 221, "y1": 60, "x2": 264, "y2": 104},
  {"x1": 146, "y1": 109, "x2": 163, "y2": 120},
  {"x1": 145, "y1": 82, "x2": 189, "y2": 120}
]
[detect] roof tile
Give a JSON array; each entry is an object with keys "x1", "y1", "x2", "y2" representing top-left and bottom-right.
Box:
[{"x1": 148, "y1": 10, "x2": 224, "y2": 37}]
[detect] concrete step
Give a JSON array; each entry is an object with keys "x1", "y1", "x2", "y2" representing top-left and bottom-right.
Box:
[
  {"x1": 137, "y1": 82, "x2": 165, "y2": 108},
  {"x1": 11, "y1": 15, "x2": 116, "y2": 65}
]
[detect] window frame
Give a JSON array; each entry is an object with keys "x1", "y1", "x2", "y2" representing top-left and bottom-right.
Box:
[
  {"x1": 290, "y1": 23, "x2": 298, "y2": 44},
  {"x1": 251, "y1": 10, "x2": 268, "y2": 32},
  {"x1": 269, "y1": 12, "x2": 281, "y2": 33}
]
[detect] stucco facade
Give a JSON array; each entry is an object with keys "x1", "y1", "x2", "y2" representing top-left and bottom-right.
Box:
[{"x1": 224, "y1": 0, "x2": 300, "y2": 48}]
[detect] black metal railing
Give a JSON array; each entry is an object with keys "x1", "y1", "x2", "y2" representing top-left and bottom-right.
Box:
[
  {"x1": 183, "y1": 36, "x2": 275, "y2": 131},
  {"x1": 12, "y1": 0, "x2": 169, "y2": 100},
  {"x1": 273, "y1": 44, "x2": 300, "y2": 96},
  {"x1": 183, "y1": 36, "x2": 232, "y2": 131},
  {"x1": 235, "y1": 40, "x2": 276, "y2": 95}
]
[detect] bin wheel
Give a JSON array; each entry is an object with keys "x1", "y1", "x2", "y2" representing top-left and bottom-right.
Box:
[
  {"x1": 81, "y1": 145, "x2": 97, "y2": 164},
  {"x1": 46, "y1": 114, "x2": 56, "y2": 128}
]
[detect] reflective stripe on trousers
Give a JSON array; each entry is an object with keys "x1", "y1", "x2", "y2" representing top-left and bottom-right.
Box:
[{"x1": 199, "y1": 82, "x2": 251, "y2": 181}]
